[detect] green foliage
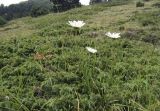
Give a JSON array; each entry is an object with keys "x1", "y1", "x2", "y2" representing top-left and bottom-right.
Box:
[
  {"x1": 1, "y1": 33, "x2": 160, "y2": 110},
  {"x1": 0, "y1": 0, "x2": 53, "y2": 20},
  {"x1": 31, "y1": 7, "x2": 49, "y2": 17},
  {"x1": 0, "y1": 16, "x2": 7, "y2": 26},
  {"x1": 136, "y1": 1, "x2": 145, "y2": 7},
  {"x1": 50, "y1": 0, "x2": 80, "y2": 12},
  {"x1": 152, "y1": 2, "x2": 160, "y2": 8},
  {"x1": 0, "y1": 0, "x2": 160, "y2": 110},
  {"x1": 126, "y1": 10, "x2": 160, "y2": 45}
]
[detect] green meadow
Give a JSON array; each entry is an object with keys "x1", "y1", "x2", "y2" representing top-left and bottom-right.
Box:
[{"x1": 0, "y1": 0, "x2": 160, "y2": 110}]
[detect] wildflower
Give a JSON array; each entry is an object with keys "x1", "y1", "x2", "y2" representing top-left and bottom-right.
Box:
[
  {"x1": 68, "y1": 20, "x2": 85, "y2": 28},
  {"x1": 79, "y1": 0, "x2": 90, "y2": 6},
  {"x1": 105, "y1": 32, "x2": 121, "y2": 38},
  {"x1": 86, "y1": 47, "x2": 97, "y2": 53}
]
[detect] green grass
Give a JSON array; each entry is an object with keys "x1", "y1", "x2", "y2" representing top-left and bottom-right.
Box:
[{"x1": 0, "y1": 0, "x2": 160, "y2": 111}]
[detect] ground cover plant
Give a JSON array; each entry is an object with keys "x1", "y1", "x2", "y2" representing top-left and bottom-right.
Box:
[{"x1": 0, "y1": 0, "x2": 160, "y2": 111}]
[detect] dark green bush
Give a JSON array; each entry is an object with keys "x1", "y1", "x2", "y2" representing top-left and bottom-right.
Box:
[
  {"x1": 152, "y1": 2, "x2": 160, "y2": 8},
  {"x1": 136, "y1": 1, "x2": 145, "y2": 7},
  {"x1": 143, "y1": 0, "x2": 150, "y2": 2},
  {"x1": 0, "y1": 16, "x2": 7, "y2": 26},
  {"x1": 31, "y1": 7, "x2": 49, "y2": 17},
  {"x1": 50, "y1": 0, "x2": 80, "y2": 12},
  {"x1": 142, "y1": 19, "x2": 155, "y2": 26}
]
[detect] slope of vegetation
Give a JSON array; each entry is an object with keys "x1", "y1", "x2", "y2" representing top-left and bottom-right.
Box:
[{"x1": 0, "y1": 0, "x2": 160, "y2": 111}]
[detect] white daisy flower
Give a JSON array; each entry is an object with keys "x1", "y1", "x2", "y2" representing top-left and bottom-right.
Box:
[
  {"x1": 105, "y1": 32, "x2": 121, "y2": 38},
  {"x1": 79, "y1": 0, "x2": 90, "y2": 6},
  {"x1": 68, "y1": 20, "x2": 85, "y2": 28},
  {"x1": 86, "y1": 47, "x2": 97, "y2": 53}
]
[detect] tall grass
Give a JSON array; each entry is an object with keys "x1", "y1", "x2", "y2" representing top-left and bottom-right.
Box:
[{"x1": 0, "y1": 0, "x2": 160, "y2": 110}]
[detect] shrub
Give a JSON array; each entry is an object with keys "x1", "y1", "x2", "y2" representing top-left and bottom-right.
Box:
[
  {"x1": 142, "y1": 19, "x2": 155, "y2": 26},
  {"x1": 50, "y1": 0, "x2": 80, "y2": 12},
  {"x1": 152, "y1": 2, "x2": 160, "y2": 8},
  {"x1": 142, "y1": 34, "x2": 160, "y2": 45},
  {"x1": 0, "y1": 16, "x2": 7, "y2": 26},
  {"x1": 31, "y1": 7, "x2": 49, "y2": 17},
  {"x1": 119, "y1": 26, "x2": 125, "y2": 31},
  {"x1": 136, "y1": 1, "x2": 144, "y2": 7}
]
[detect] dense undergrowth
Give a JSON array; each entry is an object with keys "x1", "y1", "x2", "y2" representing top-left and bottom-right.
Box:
[{"x1": 0, "y1": 0, "x2": 160, "y2": 111}]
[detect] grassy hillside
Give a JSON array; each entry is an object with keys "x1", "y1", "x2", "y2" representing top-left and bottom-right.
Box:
[{"x1": 0, "y1": 0, "x2": 160, "y2": 111}]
